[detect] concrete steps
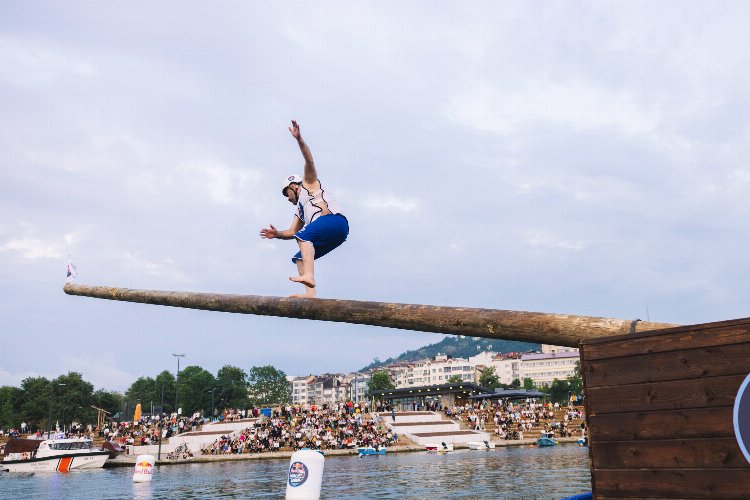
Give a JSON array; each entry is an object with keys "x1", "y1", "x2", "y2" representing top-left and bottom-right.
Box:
[{"x1": 376, "y1": 411, "x2": 490, "y2": 445}]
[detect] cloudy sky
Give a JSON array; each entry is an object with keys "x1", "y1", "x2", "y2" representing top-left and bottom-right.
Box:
[{"x1": 2, "y1": 1, "x2": 749, "y2": 392}]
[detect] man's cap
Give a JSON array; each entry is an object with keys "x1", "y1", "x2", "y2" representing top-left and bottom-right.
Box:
[{"x1": 282, "y1": 174, "x2": 303, "y2": 196}]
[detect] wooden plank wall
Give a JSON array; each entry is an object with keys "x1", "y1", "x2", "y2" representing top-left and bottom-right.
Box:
[{"x1": 580, "y1": 318, "x2": 750, "y2": 499}]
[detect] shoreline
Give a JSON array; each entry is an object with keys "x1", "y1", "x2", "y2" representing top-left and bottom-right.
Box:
[{"x1": 106, "y1": 436, "x2": 584, "y2": 468}]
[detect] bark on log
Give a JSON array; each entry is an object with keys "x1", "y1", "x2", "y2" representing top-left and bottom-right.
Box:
[{"x1": 63, "y1": 283, "x2": 678, "y2": 347}]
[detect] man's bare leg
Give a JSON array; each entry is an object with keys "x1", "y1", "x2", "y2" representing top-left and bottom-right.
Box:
[{"x1": 290, "y1": 240, "x2": 316, "y2": 297}]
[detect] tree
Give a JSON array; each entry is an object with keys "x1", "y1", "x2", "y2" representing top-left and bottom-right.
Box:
[
  {"x1": 367, "y1": 370, "x2": 395, "y2": 398},
  {"x1": 154, "y1": 370, "x2": 176, "y2": 413},
  {"x1": 52, "y1": 372, "x2": 95, "y2": 431},
  {"x1": 0, "y1": 386, "x2": 23, "y2": 430},
  {"x1": 216, "y1": 365, "x2": 249, "y2": 410},
  {"x1": 247, "y1": 366, "x2": 290, "y2": 406},
  {"x1": 19, "y1": 376, "x2": 52, "y2": 430},
  {"x1": 126, "y1": 376, "x2": 157, "y2": 409},
  {"x1": 510, "y1": 378, "x2": 521, "y2": 389},
  {"x1": 91, "y1": 389, "x2": 124, "y2": 422},
  {"x1": 478, "y1": 367, "x2": 501, "y2": 389},
  {"x1": 523, "y1": 377, "x2": 535, "y2": 390},
  {"x1": 447, "y1": 375, "x2": 464, "y2": 384},
  {"x1": 568, "y1": 361, "x2": 583, "y2": 399},
  {"x1": 177, "y1": 366, "x2": 216, "y2": 415}
]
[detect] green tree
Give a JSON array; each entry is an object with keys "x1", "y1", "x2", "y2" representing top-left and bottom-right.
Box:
[
  {"x1": 0, "y1": 386, "x2": 23, "y2": 430},
  {"x1": 523, "y1": 377, "x2": 535, "y2": 390},
  {"x1": 546, "y1": 379, "x2": 570, "y2": 403},
  {"x1": 154, "y1": 370, "x2": 176, "y2": 413},
  {"x1": 568, "y1": 361, "x2": 583, "y2": 399},
  {"x1": 447, "y1": 374, "x2": 463, "y2": 383},
  {"x1": 91, "y1": 389, "x2": 124, "y2": 422},
  {"x1": 52, "y1": 372, "x2": 95, "y2": 431},
  {"x1": 478, "y1": 367, "x2": 501, "y2": 389},
  {"x1": 247, "y1": 366, "x2": 290, "y2": 406},
  {"x1": 216, "y1": 365, "x2": 249, "y2": 411},
  {"x1": 366, "y1": 370, "x2": 395, "y2": 397},
  {"x1": 177, "y1": 366, "x2": 216, "y2": 415},
  {"x1": 510, "y1": 378, "x2": 521, "y2": 389},
  {"x1": 126, "y1": 376, "x2": 157, "y2": 408},
  {"x1": 20, "y1": 376, "x2": 53, "y2": 430}
]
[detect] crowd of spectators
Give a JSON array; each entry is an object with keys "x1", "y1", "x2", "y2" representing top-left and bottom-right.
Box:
[
  {"x1": 202, "y1": 402, "x2": 396, "y2": 455},
  {"x1": 446, "y1": 399, "x2": 585, "y2": 440}
]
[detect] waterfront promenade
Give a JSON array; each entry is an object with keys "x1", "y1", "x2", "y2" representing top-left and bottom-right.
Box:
[{"x1": 107, "y1": 436, "x2": 585, "y2": 467}]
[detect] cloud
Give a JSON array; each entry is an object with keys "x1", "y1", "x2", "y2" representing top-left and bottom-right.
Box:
[
  {"x1": 122, "y1": 252, "x2": 191, "y2": 283},
  {"x1": 361, "y1": 195, "x2": 419, "y2": 212},
  {"x1": 0, "y1": 238, "x2": 63, "y2": 259},
  {"x1": 448, "y1": 79, "x2": 659, "y2": 137},
  {"x1": 524, "y1": 231, "x2": 586, "y2": 251},
  {"x1": 0, "y1": 35, "x2": 95, "y2": 86}
]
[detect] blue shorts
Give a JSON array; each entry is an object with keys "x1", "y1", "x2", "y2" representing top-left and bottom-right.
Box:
[{"x1": 292, "y1": 214, "x2": 349, "y2": 263}]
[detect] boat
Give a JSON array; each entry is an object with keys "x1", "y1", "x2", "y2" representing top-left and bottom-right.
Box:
[
  {"x1": 537, "y1": 431, "x2": 558, "y2": 447},
  {"x1": 425, "y1": 442, "x2": 453, "y2": 453},
  {"x1": 357, "y1": 446, "x2": 386, "y2": 456},
  {"x1": 577, "y1": 437, "x2": 588, "y2": 447},
  {"x1": 2, "y1": 437, "x2": 110, "y2": 472},
  {"x1": 467, "y1": 441, "x2": 495, "y2": 450}
]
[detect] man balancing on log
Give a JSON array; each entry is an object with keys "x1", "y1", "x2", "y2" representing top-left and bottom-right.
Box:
[{"x1": 260, "y1": 120, "x2": 349, "y2": 298}]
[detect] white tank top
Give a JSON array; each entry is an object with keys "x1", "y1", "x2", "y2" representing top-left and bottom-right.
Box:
[{"x1": 294, "y1": 181, "x2": 342, "y2": 226}]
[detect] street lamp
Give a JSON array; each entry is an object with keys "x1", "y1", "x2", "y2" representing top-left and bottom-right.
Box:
[
  {"x1": 172, "y1": 353, "x2": 186, "y2": 415},
  {"x1": 209, "y1": 388, "x2": 217, "y2": 422},
  {"x1": 47, "y1": 383, "x2": 66, "y2": 438}
]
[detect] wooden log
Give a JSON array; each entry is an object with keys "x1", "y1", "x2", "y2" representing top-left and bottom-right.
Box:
[{"x1": 62, "y1": 283, "x2": 677, "y2": 347}]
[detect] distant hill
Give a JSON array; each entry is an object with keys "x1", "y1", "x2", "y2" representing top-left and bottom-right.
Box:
[{"x1": 360, "y1": 336, "x2": 540, "y2": 372}]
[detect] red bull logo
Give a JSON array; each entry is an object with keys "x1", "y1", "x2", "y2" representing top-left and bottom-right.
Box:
[
  {"x1": 288, "y1": 461, "x2": 308, "y2": 487},
  {"x1": 137, "y1": 461, "x2": 151, "y2": 468}
]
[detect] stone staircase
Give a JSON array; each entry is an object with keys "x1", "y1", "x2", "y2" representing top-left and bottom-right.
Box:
[{"x1": 377, "y1": 411, "x2": 491, "y2": 446}]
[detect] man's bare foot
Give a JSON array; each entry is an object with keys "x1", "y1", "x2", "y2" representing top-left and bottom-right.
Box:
[
  {"x1": 289, "y1": 290, "x2": 317, "y2": 298},
  {"x1": 289, "y1": 275, "x2": 315, "y2": 288}
]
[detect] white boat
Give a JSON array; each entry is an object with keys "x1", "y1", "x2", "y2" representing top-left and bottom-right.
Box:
[
  {"x1": 467, "y1": 441, "x2": 495, "y2": 450},
  {"x1": 425, "y1": 442, "x2": 453, "y2": 453},
  {"x1": 2, "y1": 437, "x2": 110, "y2": 472}
]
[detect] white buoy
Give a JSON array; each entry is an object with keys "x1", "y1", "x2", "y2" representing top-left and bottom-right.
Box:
[
  {"x1": 285, "y1": 449, "x2": 324, "y2": 500},
  {"x1": 132, "y1": 454, "x2": 155, "y2": 482}
]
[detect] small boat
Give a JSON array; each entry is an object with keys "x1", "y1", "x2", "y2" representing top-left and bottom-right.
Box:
[
  {"x1": 537, "y1": 431, "x2": 558, "y2": 447},
  {"x1": 357, "y1": 446, "x2": 386, "y2": 456},
  {"x1": 2, "y1": 437, "x2": 110, "y2": 472},
  {"x1": 467, "y1": 441, "x2": 496, "y2": 450},
  {"x1": 425, "y1": 442, "x2": 453, "y2": 453}
]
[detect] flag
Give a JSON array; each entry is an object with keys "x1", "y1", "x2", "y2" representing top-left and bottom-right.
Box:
[{"x1": 66, "y1": 258, "x2": 78, "y2": 283}]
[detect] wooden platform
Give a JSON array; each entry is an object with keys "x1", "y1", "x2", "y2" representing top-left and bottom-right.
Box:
[{"x1": 580, "y1": 317, "x2": 750, "y2": 499}]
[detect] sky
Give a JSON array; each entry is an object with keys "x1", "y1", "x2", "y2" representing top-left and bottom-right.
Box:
[{"x1": 1, "y1": 1, "x2": 749, "y2": 392}]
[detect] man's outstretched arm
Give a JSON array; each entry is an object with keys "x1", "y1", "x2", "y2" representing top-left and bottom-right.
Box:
[
  {"x1": 260, "y1": 217, "x2": 304, "y2": 240},
  {"x1": 289, "y1": 120, "x2": 318, "y2": 184}
]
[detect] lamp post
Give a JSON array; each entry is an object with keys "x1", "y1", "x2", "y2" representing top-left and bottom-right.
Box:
[
  {"x1": 172, "y1": 353, "x2": 186, "y2": 415},
  {"x1": 47, "y1": 383, "x2": 66, "y2": 438},
  {"x1": 209, "y1": 388, "x2": 217, "y2": 422},
  {"x1": 158, "y1": 377, "x2": 165, "y2": 461}
]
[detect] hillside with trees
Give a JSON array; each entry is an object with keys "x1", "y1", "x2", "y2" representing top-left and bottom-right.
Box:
[{"x1": 360, "y1": 336, "x2": 539, "y2": 372}]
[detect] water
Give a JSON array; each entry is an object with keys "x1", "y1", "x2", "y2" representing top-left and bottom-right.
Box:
[{"x1": 0, "y1": 444, "x2": 590, "y2": 499}]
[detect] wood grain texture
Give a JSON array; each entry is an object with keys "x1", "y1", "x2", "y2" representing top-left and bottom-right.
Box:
[
  {"x1": 584, "y1": 342, "x2": 750, "y2": 388},
  {"x1": 591, "y1": 437, "x2": 748, "y2": 469},
  {"x1": 593, "y1": 469, "x2": 750, "y2": 499},
  {"x1": 63, "y1": 283, "x2": 677, "y2": 347},
  {"x1": 586, "y1": 374, "x2": 745, "y2": 415},
  {"x1": 587, "y1": 407, "x2": 735, "y2": 441},
  {"x1": 582, "y1": 323, "x2": 750, "y2": 361}
]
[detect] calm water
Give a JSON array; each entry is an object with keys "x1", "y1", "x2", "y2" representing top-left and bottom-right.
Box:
[{"x1": 0, "y1": 444, "x2": 590, "y2": 499}]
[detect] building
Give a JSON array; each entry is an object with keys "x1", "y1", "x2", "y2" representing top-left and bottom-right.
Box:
[
  {"x1": 372, "y1": 382, "x2": 491, "y2": 410},
  {"x1": 392, "y1": 354, "x2": 475, "y2": 389},
  {"x1": 288, "y1": 375, "x2": 312, "y2": 405},
  {"x1": 347, "y1": 373, "x2": 371, "y2": 403},
  {"x1": 308, "y1": 374, "x2": 349, "y2": 406},
  {"x1": 469, "y1": 351, "x2": 523, "y2": 386},
  {"x1": 520, "y1": 351, "x2": 580, "y2": 386}
]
